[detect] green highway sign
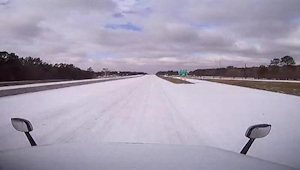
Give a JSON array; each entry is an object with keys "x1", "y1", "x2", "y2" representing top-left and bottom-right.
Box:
[{"x1": 178, "y1": 69, "x2": 187, "y2": 77}]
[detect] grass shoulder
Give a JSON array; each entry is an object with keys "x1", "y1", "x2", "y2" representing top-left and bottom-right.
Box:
[
  {"x1": 157, "y1": 76, "x2": 193, "y2": 84},
  {"x1": 205, "y1": 79, "x2": 300, "y2": 97}
]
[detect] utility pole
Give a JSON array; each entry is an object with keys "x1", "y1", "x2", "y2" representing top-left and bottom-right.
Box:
[
  {"x1": 103, "y1": 68, "x2": 109, "y2": 77},
  {"x1": 244, "y1": 63, "x2": 247, "y2": 79}
]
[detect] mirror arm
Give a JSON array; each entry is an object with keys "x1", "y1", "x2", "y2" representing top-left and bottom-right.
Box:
[
  {"x1": 240, "y1": 138, "x2": 255, "y2": 155},
  {"x1": 24, "y1": 132, "x2": 37, "y2": 146}
]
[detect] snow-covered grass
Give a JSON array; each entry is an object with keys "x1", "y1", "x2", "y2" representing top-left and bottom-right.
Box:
[
  {"x1": 0, "y1": 79, "x2": 69, "y2": 87},
  {"x1": 0, "y1": 75, "x2": 299, "y2": 168},
  {"x1": 201, "y1": 79, "x2": 300, "y2": 97},
  {"x1": 190, "y1": 76, "x2": 300, "y2": 83}
]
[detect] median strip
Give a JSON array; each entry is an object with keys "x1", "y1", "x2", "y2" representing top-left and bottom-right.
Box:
[{"x1": 157, "y1": 76, "x2": 193, "y2": 84}]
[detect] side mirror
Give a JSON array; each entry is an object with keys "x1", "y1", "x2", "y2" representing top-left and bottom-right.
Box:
[
  {"x1": 245, "y1": 124, "x2": 271, "y2": 139},
  {"x1": 11, "y1": 118, "x2": 33, "y2": 132},
  {"x1": 11, "y1": 118, "x2": 37, "y2": 146},
  {"x1": 240, "y1": 124, "x2": 271, "y2": 155}
]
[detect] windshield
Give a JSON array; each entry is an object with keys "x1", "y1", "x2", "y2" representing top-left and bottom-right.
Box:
[{"x1": 0, "y1": 0, "x2": 300, "y2": 169}]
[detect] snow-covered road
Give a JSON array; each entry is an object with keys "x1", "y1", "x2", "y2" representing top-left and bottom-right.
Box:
[{"x1": 1, "y1": 75, "x2": 300, "y2": 168}]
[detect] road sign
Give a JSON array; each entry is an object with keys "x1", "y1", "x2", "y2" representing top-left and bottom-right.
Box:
[{"x1": 178, "y1": 69, "x2": 187, "y2": 77}]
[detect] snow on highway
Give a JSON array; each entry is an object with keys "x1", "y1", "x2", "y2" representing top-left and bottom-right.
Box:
[
  {"x1": 0, "y1": 75, "x2": 300, "y2": 168},
  {"x1": 0, "y1": 75, "x2": 139, "y2": 91}
]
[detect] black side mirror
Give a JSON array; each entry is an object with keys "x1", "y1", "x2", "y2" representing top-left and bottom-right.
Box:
[
  {"x1": 240, "y1": 124, "x2": 271, "y2": 155},
  {"x1": 11, "y1": 118, "x2": 37, "y2": 146}
]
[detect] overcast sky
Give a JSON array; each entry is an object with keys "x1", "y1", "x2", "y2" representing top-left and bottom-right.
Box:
[{"x1": 1, "y1": 0, "x2": 300, "y2": 73}]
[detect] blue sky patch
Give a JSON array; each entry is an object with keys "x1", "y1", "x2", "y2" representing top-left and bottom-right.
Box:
[
  {"x1": 190, "y1": 23, "x2": 216, "y2": 30},
  {"x1": 290, "y1": 18, "x2": 300, "y2": 24},
  {"x1": 105, "y1": 22, "x2": 142, "y2": 32}
]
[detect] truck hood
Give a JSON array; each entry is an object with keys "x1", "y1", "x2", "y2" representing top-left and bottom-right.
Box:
[{"x1": 0, "y1": 143, "x2": 296, "y2": 170}]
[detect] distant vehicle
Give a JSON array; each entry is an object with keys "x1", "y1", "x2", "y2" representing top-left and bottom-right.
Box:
[{"x1": 0, "y1": 118, "x2": 295, "y2": 170}]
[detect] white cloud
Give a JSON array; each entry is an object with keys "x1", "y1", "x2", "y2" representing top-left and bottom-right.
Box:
[{"x1": 1, "y1": 0, "x2": 300, "y2": 73}]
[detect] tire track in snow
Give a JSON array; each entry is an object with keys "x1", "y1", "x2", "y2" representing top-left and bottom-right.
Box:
[
  {"x1": 58, "y1": 77, "x2": 148, "y2": 143},
  {"x1": 0, "y1": 77, "x2": 146, "y2": 150},
  {"x1": 157, "y1": 79, "x2": 209, "y2": 145}
]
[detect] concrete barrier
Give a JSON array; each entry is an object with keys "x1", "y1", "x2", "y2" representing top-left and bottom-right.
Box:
[{"x1": 0, "y1": 76, "x2": 140, "y2": 97}]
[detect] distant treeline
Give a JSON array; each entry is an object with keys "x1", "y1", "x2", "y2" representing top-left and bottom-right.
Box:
[
  {"x1": 0, "y1": 51, "x2": 146, "y2": 81},
  {"x1": 157, "y1": 56, "x2": 300, "y2": 80},
  {"x1": 156, "y1": 70, "x2": 178, "y2": 76},
  {"x1": 189, "y1": 66, "x2": 300, "y2": 80},
  {"x1": 95, "y1": 71, "x2": 147, "y2": 77}
]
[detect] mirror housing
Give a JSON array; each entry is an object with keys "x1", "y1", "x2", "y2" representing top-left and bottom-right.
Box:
[
  {"x1": 245, "y1": 124, "x2": 271, "y2": 139},
  {"x1": 11, "y1": 118, "x2": 33, "y2": 132},
  {"x1": 11, "y1": 118, "x2": 37, "y2": 146},
  {"x1": 240, "y1": 124, "x2": 271, "y2": 155}
]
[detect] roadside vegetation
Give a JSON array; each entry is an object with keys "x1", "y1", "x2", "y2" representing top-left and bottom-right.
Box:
[
  {"x1": 0, "y1": 51, "x2": 146, "y2": 82},
  {"x1": 205, "y1": 79, "x2": 300, "y2": 97},
  {"x1": 157, "y1": 76, "x2": 193, "y2": 84},
  {"x1": 157, "y1": 56, "x2": 300, "y2": 80}
]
